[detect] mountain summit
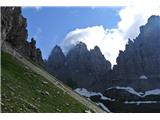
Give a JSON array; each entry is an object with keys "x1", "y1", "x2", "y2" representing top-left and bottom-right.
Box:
[
  {"x1": 47, "y1": 15, "x2": 160, "y2": 92},
  {"x1": 46, "y1": 42, "x2": 111, "y2": 89},
  {"x1": 1, "y1": 7, "x2": 44, "y2": 66},
  {"x1": 111, "y1": 15, "x2": 160, "y2": 91}
]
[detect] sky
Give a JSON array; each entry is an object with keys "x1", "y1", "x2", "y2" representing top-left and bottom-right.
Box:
[{"x1": 22, "y1": 6, "x2": 160, "y2": 66}]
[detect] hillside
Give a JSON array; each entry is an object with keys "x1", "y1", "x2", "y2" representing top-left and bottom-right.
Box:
[
  {"x1": 1, "y1": 47, "x2": 106, "y2": 112},
  {"x1": 1, "y1": 51, "x2": 90, "y2": 112},
  {"x1": 1, "y1": 7, "x2": 105, "y2": 113},
  {"x1": 1, "y1": 7, "x2": 44, "y2": 66}
]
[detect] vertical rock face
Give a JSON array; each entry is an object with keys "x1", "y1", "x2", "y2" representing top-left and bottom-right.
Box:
[
  {"x1": 66, "y1": 42, "x2": 90, "y2": 74},
  {"x1": 46, "y1": 42, "x2": 111, "y2": 89},
  {"x1": 1, "y1": 7, "x2": 28, "y2": 48},
  {"x1": 1, "y1": 7, "x2": 12, "y2": 43},
  {"x1": 90, "y1": 46, "x2": 111, "y2": 78},
  {"x1": 1, "y1": 7, "x2": 44, "y2": 66},
  {"x1": 65, "y1": 42, "x2": 96, "y2": 88},
  {"x1": 4, "y1": 7, "x2": 159, "y2": 92},
  {"x1": 112, "y1": 15, "x2": 160, "y2": 90},
  {"x1": 46, "y1": 45, "x2": 66, "y2": 81}
]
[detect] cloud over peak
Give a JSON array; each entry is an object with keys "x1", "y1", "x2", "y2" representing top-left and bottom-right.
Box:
[{"x1": 61, "y1": 6, "x2": 160, "y2": 66}]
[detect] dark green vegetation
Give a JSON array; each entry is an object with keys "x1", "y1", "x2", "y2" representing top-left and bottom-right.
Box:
[{"x1": 1, "y1": 51, "x2": 89, "y2": 112}]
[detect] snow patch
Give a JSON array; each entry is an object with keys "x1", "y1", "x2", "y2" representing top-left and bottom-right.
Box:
[
  {"x1": 74, "y1": 88, "x2": 114, "y2": 101},
  {"x1": 106, "y1": 86, "x2": 160, "y2": 97},
  {"x1": 96, "y1": 102, "x2": 111, "y2": 112},
  {"x1": 106, "y1": 86, "x2": 144, "y2": 97},
  {"x1": 76, "y1": 87, "x2": 160, "y2": 98},
  {"x1": 143, "y1": 89, "x2": 160, "y2": 97},
  {"x1": 124, "y1": 101, "x2": 159, "y2": 105},
  {"x1": 139, "y1": 75, "x2": 148, "y2": 79},
  {"x1": 101, "y1": 95, "x2": 115, "y2": 101},
  {"x1": 74, "y1": 88, "x2": 98, "y2": 97}
]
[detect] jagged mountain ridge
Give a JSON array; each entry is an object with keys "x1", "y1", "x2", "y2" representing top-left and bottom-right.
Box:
[
  {"x1": 1, "y1": 7, "x2": 44, "y2": 66},
  {"x1": 47, "y1": 15, "x2": 160, "y2": 92},
  {"x1": 113, "y1": 15, "x2": 160, "y2": 80},
  {"x1": 110, "y1": 15, "x2": 160, "y2": 91},
  {"x1": 1, "y1": 7, "x2": 102, "y2": 113},
  {"x1": 46, "y1": 42, "x2": 111, "y2": 89}
]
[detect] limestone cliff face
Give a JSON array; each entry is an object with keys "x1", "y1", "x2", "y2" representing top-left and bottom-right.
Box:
[
  {"x1": 111, "y1": 15, "x2": 160, "y2": 91},
  {"x1": 46, "y1": 42, "x2": 111, "y2": 89},
  {"x1": 5, "y1": 7, "x2": 158, "y2": 92},
  {"x1": 46, "y1": 45, "x2": 67, "y2": 81},
  {"x1": 1, "y1": 7, "x2": 28, "y2": 49},
  {"x1": 46, "y1": 15, "x2": 160, "y2": 92},
  {"x1": 1, "y1": 7, "x2": 44, "y2": 66}
]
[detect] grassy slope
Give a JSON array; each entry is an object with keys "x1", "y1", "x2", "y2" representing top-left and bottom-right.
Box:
[{"x1": 1, "y1": 51, "x2": 89, "y2": 112}]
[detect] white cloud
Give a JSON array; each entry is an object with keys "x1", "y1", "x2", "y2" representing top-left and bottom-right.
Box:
[
  {"x1": 118, "y1": 6, "x2": 160, "y2": 40},
  {"x1": 61, "y1": 6, "x2": 160, "y2": 66},
  {"x1": 61, "y1": 26, "x2": 125, "y2": 66}
]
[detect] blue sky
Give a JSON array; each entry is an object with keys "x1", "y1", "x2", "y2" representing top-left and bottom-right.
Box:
[
  {"x1": 22, "y1": 6, "x2": 160, "y2": 65},
  {"x1": 22, "y1": 7, "x2": 121, "y2": 60}
]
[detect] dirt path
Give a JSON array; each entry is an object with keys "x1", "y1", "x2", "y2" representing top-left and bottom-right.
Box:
[{"x1": 2, "y1": 42, "x2": 106, "y2": 113}]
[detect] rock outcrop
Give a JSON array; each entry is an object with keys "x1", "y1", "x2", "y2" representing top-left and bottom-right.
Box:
[
  {"x1": 46, "y1": 15, "x2": 160, "y2": 92},
  {"x1": 103, "y1": 87, "x2": 142, "y2": 101},
  {"x1": 111, "y1": 15, "x2": 160, "y2": 91},
  {"x1": 1, "y1": 7, "x2": 44, "y2": 66},
  {"x1": 46, "y1": 45, "x2": 67, "y2": 81},
  {"x1": 46, "y1": 42, "x2": 111, "y2": 89}
]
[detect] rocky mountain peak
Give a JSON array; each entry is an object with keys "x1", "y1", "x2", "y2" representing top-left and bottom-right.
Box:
[
  {"x1": 52, "y1": 45, "x2": 64, "y2": 55},
  {"x1": 48, "y1": 45, "x2": 65, "y2": 64},
  {"x1": 94, "y1": 45, "x2": 100, "y2": 51},
  {"x1": 112, "y1": 15, "x2": 160, "y2": 91},
  {"x1": 46, "y1": 42, "x2": 111, "y2": 89},
  {"x1": 46, "y1": 45, "x2": 66, "y2": 81},
  {"x1": 91, "y1": 46, "x2": 101, "y2": 55},
  {"x1": 1, "y1": 7, "x2": 44, "y2": 66},
  {"x1": 71, "y1": 41, "x2": 88, "y2": 54},
  {"x1": 147, "y1": 15, "x2": 160, "y2": 25},
  {"x1": 139, "y1": 15, "x2": 160, "y2": 39},
  {"x1": 66, "y1": 42, "x2": 89, "y2": 62},
  {"x1": 30, "y1": 38, "x2": 36, "y2": 46},
  {"x1": 76, "y1": 41, "x2": 87, "y2": 49}
]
